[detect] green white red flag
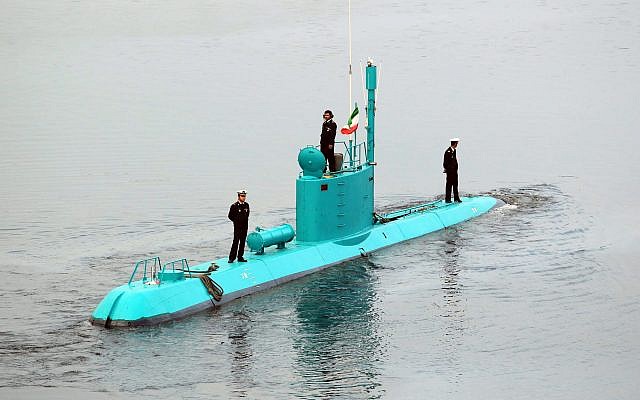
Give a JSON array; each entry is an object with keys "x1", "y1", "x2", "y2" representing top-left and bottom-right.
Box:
[{"x1": 340, "y1": 104, "x2": 359, "y2": 135}]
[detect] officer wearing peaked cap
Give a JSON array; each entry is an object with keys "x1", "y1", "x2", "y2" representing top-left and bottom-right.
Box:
[
  {"x1": 228, "y1": 190, "x2": 250, "y2": 263},
  {"x1": 443, "y1": 138, "x2": 462, "y2": 203}
]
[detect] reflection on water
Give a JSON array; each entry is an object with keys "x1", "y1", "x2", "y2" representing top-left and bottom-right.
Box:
[
  {"x1": 228, "y1": 311, "x2": 254, "y2": 397},
  {"x1": 293, "y1": 261, "x2": 384, "y2": 399},
  {"x1": 0, "y1": 182, "x2": 636, "y2": 399},
  {"x1": 439, "y1": 228, "x2": 465, "y2": 365}
]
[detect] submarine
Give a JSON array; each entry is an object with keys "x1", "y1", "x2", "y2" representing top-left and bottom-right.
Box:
[{"x1": 90, "y1": 61, "x2": 503, "y2": 328}]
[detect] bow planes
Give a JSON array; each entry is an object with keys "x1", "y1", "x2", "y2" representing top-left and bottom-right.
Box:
[{"x1": 90, "y1": 61, "x2": 503, "y2": 328}]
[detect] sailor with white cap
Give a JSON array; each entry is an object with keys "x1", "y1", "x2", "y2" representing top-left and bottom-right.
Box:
[
  {"x1": 443, "y1": 138, "x2": 462, "y2": 203},
  {"x1": 228, "y1": 189, "x2": 250, "y2": 263}
]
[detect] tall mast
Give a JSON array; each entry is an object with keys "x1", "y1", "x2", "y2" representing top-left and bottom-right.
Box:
[
  {"x1": 348, "y1": 0, "x2": 352, "y2": 110},
  {"x1": 347, "y1": 0, "x2": 355, "y2": 167}
]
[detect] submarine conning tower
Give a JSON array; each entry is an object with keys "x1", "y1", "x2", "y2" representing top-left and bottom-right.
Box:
[{"x1": 296, "y1": 61, "x2": 378, "y2": 243}]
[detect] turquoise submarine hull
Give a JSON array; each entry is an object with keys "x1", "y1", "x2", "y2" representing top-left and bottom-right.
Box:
[
  {"x1": 90, "y1": 195, "x2": 501, "y2": 327},
  {"x1": 90, "y1": 61, "x2": 503, "y2": 327}
]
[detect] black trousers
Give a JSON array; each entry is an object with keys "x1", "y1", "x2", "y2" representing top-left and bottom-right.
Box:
[
  {"x1": 445, "y1": 172, "x2": 460, "y2": 202},
  {"x1": 229, "y1": 227, "x2": 247, "y2": 261},
  {"x1": 321, "y1": 145, "x2": 335, "y2": 172}
]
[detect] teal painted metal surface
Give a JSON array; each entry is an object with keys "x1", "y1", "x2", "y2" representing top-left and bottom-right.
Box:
[
  {"x1": 157, "y1": 270, "x2": 185, "y2": 282},
  {"x1": 296, "y1": 164, "x2": 374, "y2": 242},
  {"x1": 92, "y1": 277, "x2": 212, "y2": 327},
  {"x1": 246, "y1": 224, "x2": 295, "y2": 254},
  {"x1": 366, "y1": 62, "x2": 376, "y2": 163},
  {"x1": 90, "y1": 196, "x2": 501, "y2": 327},
  {"x1": 90, "y1": 60, "x2": 504, "y2": 328},
  {"x1": 297, "y1": 146, "x2": 325, "y2": 178}
]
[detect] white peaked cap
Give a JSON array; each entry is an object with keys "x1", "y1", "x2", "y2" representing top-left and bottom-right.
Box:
[
  {"x1": 450, "y1": 137, "x2": 460, "y2": 142},
  {"x1": 237, "y1": 189, "x2": 247, "y2": 195}
]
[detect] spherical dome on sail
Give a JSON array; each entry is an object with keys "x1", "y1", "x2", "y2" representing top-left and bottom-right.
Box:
[{"x1": 297, "y1": 147, "x2": 325, "y2": 178}]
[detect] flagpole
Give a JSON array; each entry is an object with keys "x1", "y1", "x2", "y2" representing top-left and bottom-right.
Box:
[
  {"x1": 348, "y1": 0, "x2": 352, "y2": 110},
  {"x1": 348, "y1": 0, "x2": 354, "y2": 168}
]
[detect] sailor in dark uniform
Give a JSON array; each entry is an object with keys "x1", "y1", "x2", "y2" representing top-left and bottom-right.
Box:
[
  {"x1": 320, "y1": 109, "x2": 337, "y2": 172},
  {"x1": 228, "y1": 190, "x2": 250, "y2": 263},
  {"x1": 443, "y1": 138, "x2": 462, "y2": 203}
]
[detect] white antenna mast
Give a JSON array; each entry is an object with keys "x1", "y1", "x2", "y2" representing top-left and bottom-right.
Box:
[
  {"x1": 347, "y1": 0, "x2": 356, "y2": 167},
  {"x1": 348, "y1": 0, "x2": 353, "y2": 112}
]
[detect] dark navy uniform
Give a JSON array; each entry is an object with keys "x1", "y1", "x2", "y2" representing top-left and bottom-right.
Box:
[
  {"x1": 320, "y1": 118, "x2": 337, "y2": 172},
  {"x1": 228, "y1": 200, "x2": 250, "y2": 262},
  {"x1": 443, "y1": 146, "x2": 461, "y2": 203}
]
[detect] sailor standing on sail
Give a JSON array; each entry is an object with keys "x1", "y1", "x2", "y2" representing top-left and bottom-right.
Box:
[
  {"x1": 320, "y1": 110, "x2": 337, "y2": 172},
  {"x1": 443, "y1": 138, "x2": 462, "y2": 203},
  {"x1": 228, "y1": 190, "x2": 250, "y2": 263}
]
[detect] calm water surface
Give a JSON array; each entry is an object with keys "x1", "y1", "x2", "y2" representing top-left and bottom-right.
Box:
[{"x1": 1, "y1": 1, "x2": 639, "y2": 399}]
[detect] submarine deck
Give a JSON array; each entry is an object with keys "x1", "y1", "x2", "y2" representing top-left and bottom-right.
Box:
[{"x1": 91, "y1": 196, "x2": 502, "y2": 327}]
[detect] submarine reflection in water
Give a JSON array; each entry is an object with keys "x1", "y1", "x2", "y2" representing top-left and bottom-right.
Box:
[{"x1": 292, "y1": 260, "x2": 383, "y2": 397}]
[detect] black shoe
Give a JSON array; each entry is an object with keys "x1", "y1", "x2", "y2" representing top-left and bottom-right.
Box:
[
  {"x1": 445, "y1": 200, "x2": 452, "y2": 204},
  {"x1": 228, "y1": 259, "x2": 235, "y2": 263},
  {"x1": 454, "y1": 199, "x2": 462, "y2": 203},
  {"x1": 238, "y1": 258, "x2": 247, "y2": 263}
]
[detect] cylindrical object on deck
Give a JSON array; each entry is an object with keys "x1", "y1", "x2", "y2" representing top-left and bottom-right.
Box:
[
  {"x1": 334, "y1": 153, "x2": 343, "y2": 171},
  {"x1": 297, "y1": 147, "x2": 325, "y2": 178},
  {"x1": 247, "y1": 224, "x2": 295, "y2": 253}
]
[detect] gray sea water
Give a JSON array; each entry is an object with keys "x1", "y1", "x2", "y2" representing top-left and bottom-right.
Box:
[{"x1": 1, "y1": 1, "x2": 639, "y2": 398}]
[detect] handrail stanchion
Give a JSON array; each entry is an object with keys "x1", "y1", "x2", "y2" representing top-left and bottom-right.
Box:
[
  {"x1": 128, "y1": 256, "x2": 162, "y2": 286},
  {"x1": 162, "y1": 258, "x2": 191, "y2": 278}
]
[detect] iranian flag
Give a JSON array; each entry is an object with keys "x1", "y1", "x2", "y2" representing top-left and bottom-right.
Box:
[{"x1": 340, "y1": 104, "x2": 359, "y2": 135}]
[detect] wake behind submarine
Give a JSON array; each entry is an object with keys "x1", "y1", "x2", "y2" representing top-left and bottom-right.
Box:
[{"x1": 90, "y1": 61, "x2": 503, "y2": 328}]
